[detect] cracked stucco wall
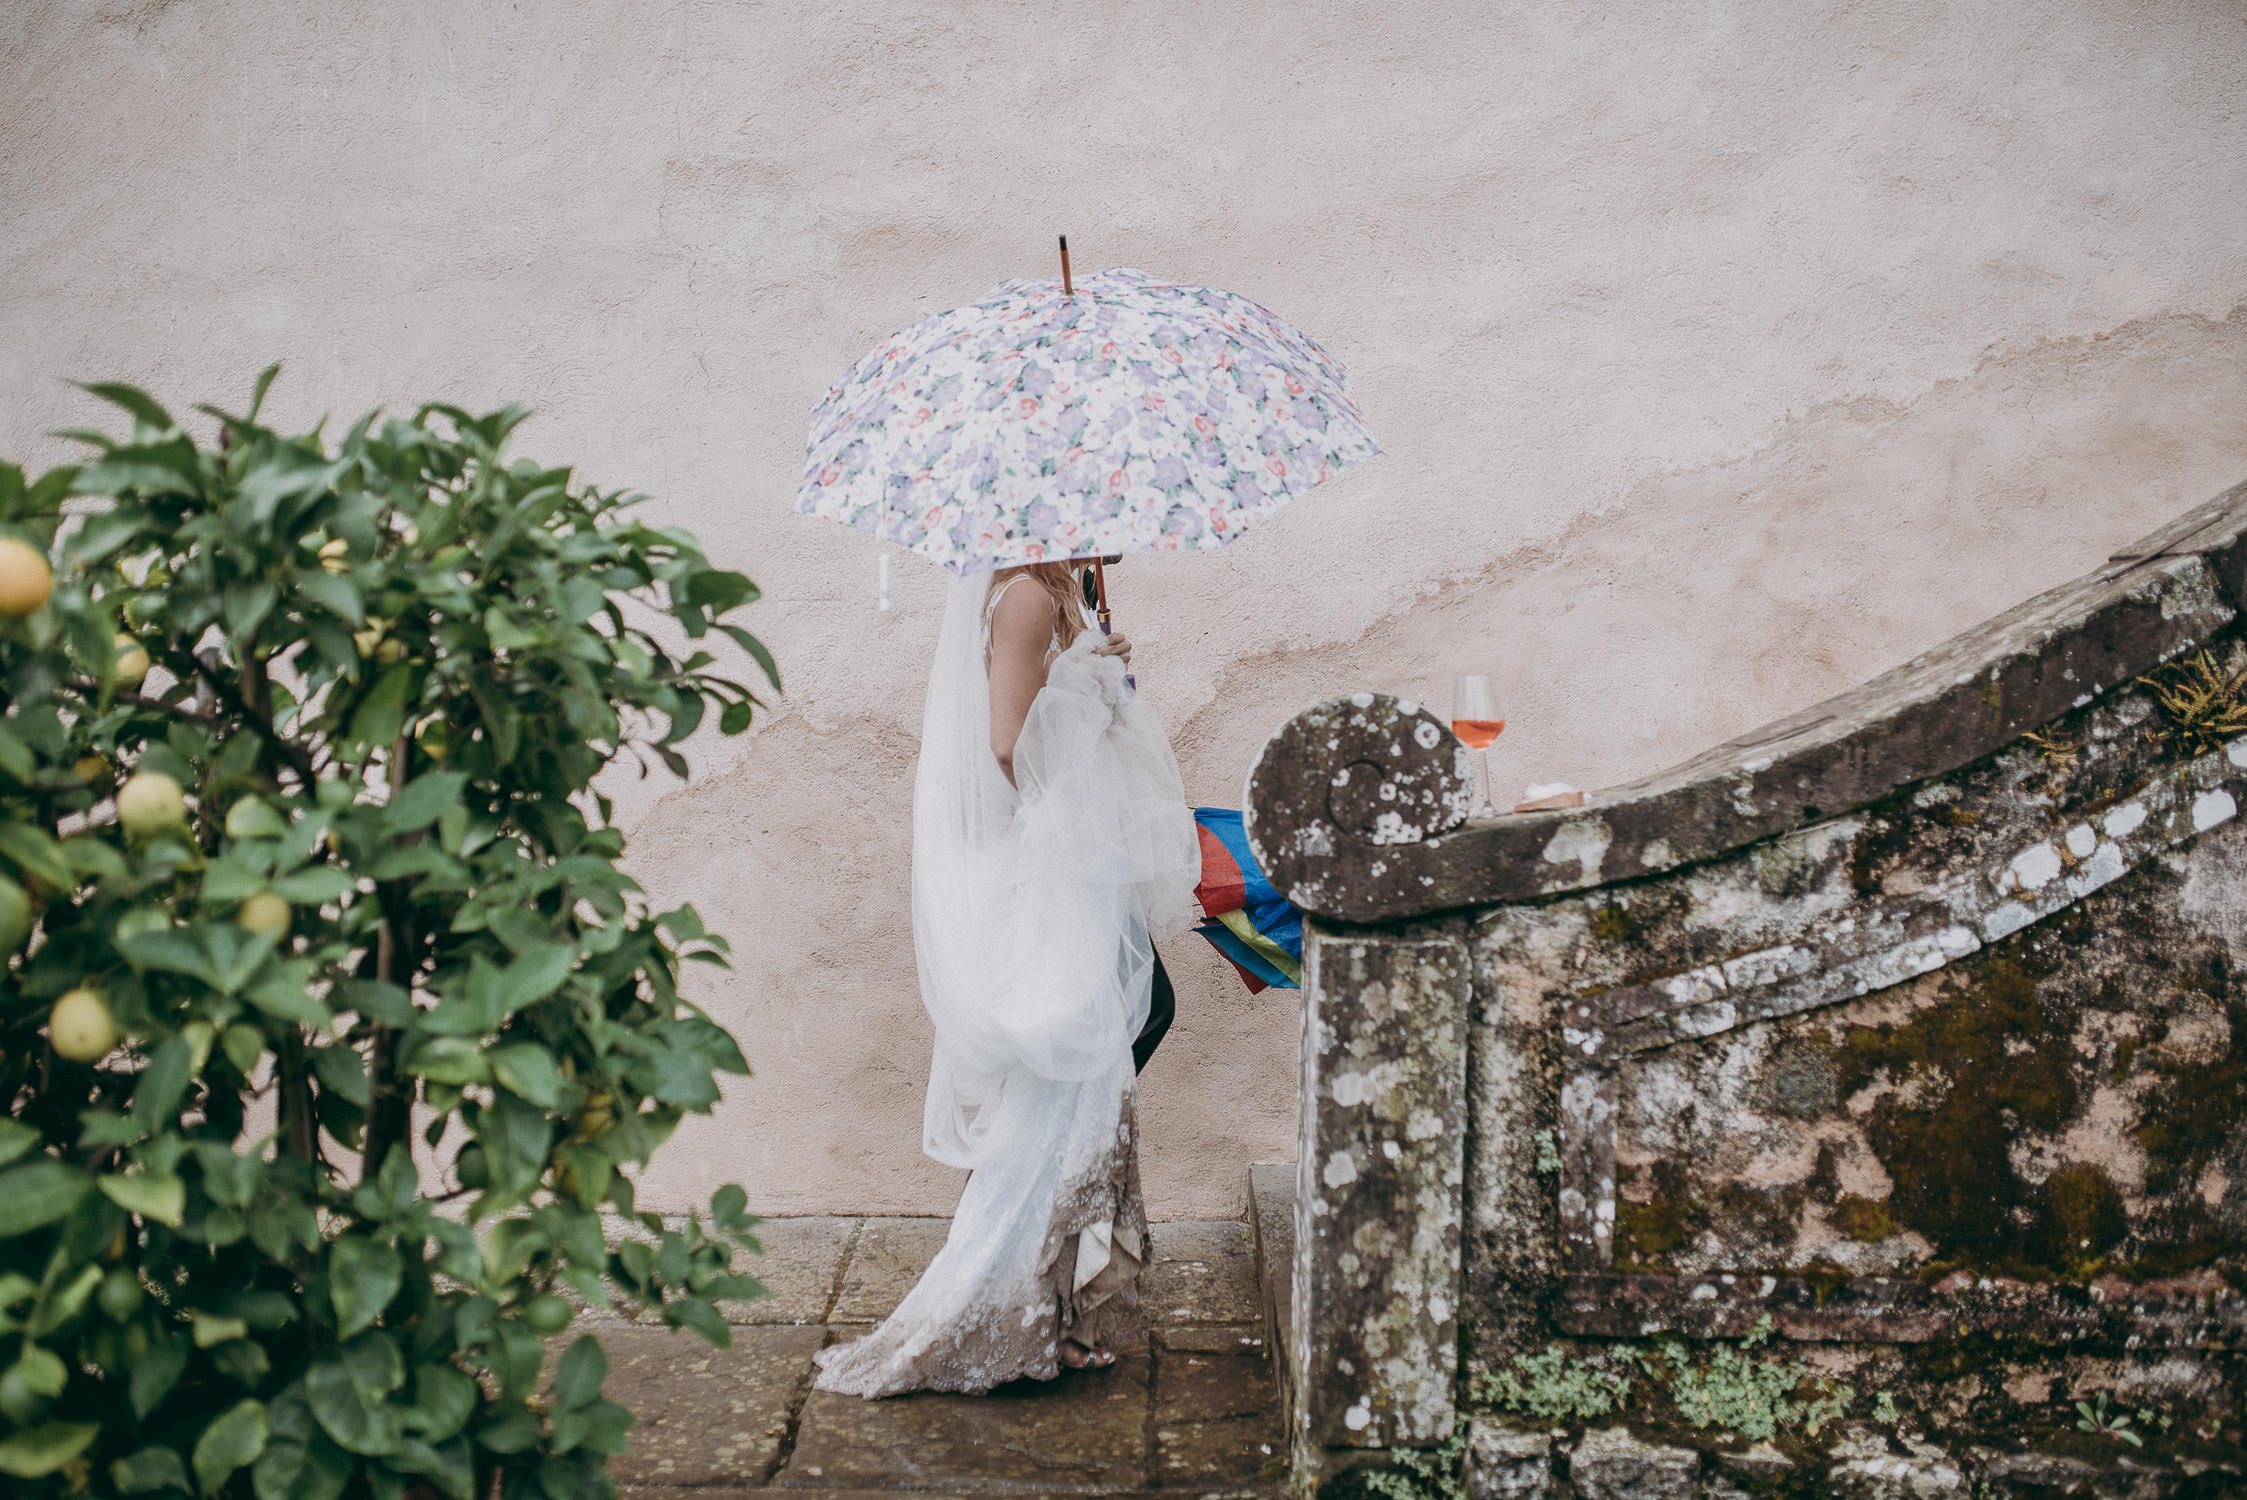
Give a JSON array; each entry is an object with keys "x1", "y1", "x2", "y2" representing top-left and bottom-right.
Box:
[{"x1": 4, "y1": 1, "x2": 2247, "y2": 1216}]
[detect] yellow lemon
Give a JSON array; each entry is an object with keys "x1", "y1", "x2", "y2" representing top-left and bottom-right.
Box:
[
  {"x1": 0, "y1": 538, "x2": 53, "y2": 616},
  {"x1": 116, "y1": 772, "x2": 187, "y2": 836},
  {"x1": 236, "y1": 891, "x2": 290, "y2": 936},
  {"x1": 50, "y1": 988, "x2": 118, "y2": 1062}
]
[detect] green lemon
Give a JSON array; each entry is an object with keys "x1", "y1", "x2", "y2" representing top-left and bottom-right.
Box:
[
  {"x1": 236, "y1": 891, "x2": 291, "y2": 937},
  {"x1": 116, "y1": 771, "x2": 187, "y2": 837},
  {"x1": 50, "y1": 987, "x2": 119, "y2": 1062},
  {"x1": 522, "y1": 1295, "x2": 573, "y2": 1334}
]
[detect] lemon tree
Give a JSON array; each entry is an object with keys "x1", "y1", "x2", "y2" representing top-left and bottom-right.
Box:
[{"x1": 0, "y1": 371, "x2": 776, "y2": 1500}]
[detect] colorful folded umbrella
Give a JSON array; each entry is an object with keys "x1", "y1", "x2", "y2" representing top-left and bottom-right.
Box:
[{"x1": 1191, "y1": 807, "x2": 1302, "y2": 994}]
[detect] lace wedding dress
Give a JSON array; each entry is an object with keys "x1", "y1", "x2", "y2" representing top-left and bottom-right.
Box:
[{"x1": 811, "y1": 574, "x2": 1199, "y2": 1398}]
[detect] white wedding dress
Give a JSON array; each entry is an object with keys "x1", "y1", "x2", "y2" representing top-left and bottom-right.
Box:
[{"x1": 811, "y1": 574, "x2": 1199, "y2": 1397}]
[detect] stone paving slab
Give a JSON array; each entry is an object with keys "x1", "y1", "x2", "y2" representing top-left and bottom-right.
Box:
[
  {"x1": 1154, "y1": 1332, "x2": 1274, "y2": 1423},
  {"x1": 830, "y1": 1216, "x2": 953, "y2": 1325},
  {"x1": 731, "y1": 1215, "x2": 859, "y2": 1324},
  {"x1": 783, "y1": 1353, "x2": 1151, "y2": 1492},
  {"x1": 1142, "y1": 1221, "x2": 1261, "y2": 1328},
  {"x1": 598, "y1": 1324, "x2": 828, "y2": 1486},
  {"x1": 1151, "y1": 1332, "x2": 1284, "y2": 1489}
]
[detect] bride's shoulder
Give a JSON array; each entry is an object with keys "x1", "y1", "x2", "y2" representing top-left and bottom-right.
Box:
[{"x1": 987, "y1": 576, "x2": 1052, "y2": 638}]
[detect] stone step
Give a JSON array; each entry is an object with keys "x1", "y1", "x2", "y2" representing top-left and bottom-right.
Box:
[{"x1": 1246, "y1": 1163, "x2": 1294, "y2": 1377}]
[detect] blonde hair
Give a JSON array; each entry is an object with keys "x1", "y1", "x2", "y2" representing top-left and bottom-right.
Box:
[{"x1": 987, "y1": 562, "x2": 1090, "y2": 653}]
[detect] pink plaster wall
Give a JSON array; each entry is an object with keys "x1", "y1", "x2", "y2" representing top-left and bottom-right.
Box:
[{"x1": 4, "y1": 0, "x2": 2245, "y2": 1219}]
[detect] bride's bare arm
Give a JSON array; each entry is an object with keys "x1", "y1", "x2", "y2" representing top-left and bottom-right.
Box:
[{"x1": 987, "y1": 583, "x2": 1053, "y2": 785}]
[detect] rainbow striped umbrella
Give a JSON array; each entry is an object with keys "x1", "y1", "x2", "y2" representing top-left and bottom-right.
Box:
[{"x1": 1191, "y1": 808, "x2": 1301, "y2": 994}]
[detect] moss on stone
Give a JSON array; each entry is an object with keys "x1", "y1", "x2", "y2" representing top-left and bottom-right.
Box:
[
  {"x1": 1588, "y1": 902, "x2": 1634, "y2": 944},
  {"x1": 1830, "y1": 1195, "x2": 1897, "y2": 1243},
  {"x1": 1615, "y1": 1161, "x2": 1705, "y2": 1270},
  {"x1": 1838, "y1": 956, "x2": 2081, "y2": 1275},
  {"x1": 2137, "y1": 995, "x2": 2247, "y2": 1196},
  {"x1": 2037, "y1": 1164, "x2": 2127, "y2": 1274}
]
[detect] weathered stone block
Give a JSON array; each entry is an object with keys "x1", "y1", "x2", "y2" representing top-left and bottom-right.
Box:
[
  {"x1": 1292, "y1": 928, "x2": 1468, "y2": 1458},
  {"x1": 1565, "y1": 1425, "x2": 1698, "y2": 1500},
  {"x1": 1462, "y1": 1419, "x2": 1550, "y2": 1499}
]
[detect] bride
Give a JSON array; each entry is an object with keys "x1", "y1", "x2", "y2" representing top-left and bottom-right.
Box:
[{"x1": 812, "y1": 559, "x2": 1200, "y2": 1396}]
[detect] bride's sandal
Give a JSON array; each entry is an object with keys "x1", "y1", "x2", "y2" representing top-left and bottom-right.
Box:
[{"x1": 1059, "y1": 1341, "x2": 1116, "y2": 1371}]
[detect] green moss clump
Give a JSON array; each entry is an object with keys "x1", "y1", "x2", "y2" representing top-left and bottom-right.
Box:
[
  {"x1": 1831, "y1": 1195, "x2": 1897, "y2": 1243},
  {"x1": 1839, "y1": 957, "x2": 2081, "y2": 1274},
  {"x1": 2038, "y1": 1163, "x2": 2127, "y2": 1274},
  {"x1": 1614, "y1": 1162, "x2": 1705, "y2": 1269},
  {"x1": 1587, "y1": 902, "x2": 1634, "y2": 943}
]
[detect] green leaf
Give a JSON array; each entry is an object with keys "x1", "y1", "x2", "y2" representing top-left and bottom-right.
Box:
[
  {"x1": 348, "y1": 662, "x2": 417, "y2": 748},
  {"x1": 402, "y1": 1035, "x2": 490, "y2": 1086},
  {"x1": 0, "y1": 821, "x2": 72, "y2": 891},
  {"x1": 551, "y1": 1334, "x2": 607, "y2": 1412},
  {"x1": 384, "y1": 770, "x2": 469, "y2": 836},
  {"x1": 270, "y1": 864, "x2": 355, "y2": 904},
  {"x1": 79, "y1": 381, "x2": 178, "y2": 432},
  {"x1": 0, "y1": 725, "x2": 32, "y2": 784},
  {"x1": 306, "y1": 1333, "x2": 406, "y2": 1456},
  {"x1": 489, "y1": 1043, "x2": 563, "y2": 1109},
  {"x1": 718, "y1": 622, "x2": 782, "y2": 691},
  {"x1": 483, "y1": 606, "x2": 547, "y2": 651},
  {"x1": 133, "y1": 1033, "x2": 196, "y2": 1130},
  {"x1": 0, "y1": 1119, "x2": 39, "y2": 1169},
  {"x1": 404, "y1": 1362, "x2": 479, "y2": 1444},
  {"x1": 101, "y1": 1170, "x2": 187, "y2": 1227},
  {"x1": 312, "y1": 1043, "x2": 370, "y2": 1107},
  {"x1": 293, "y1": 568, "x2": 364, "y2": 626},
  {"x1": 130, "y1": 1334, "x2": 188, "y2": 1418},
  {"x1": 30, "y1": 1263, "x2": 102, "y2": 1336},
  {"x1": 329, "y1": 1235, "x2": 403, "y2": 1338},
  {"x1": 225, "y1": 578, "x2": 282, "y2": 642},
  {"x1": 496, "y1": 943, "x2": 574, "y2": 1011},
  {"x1": 112, "y1": 1445, "x2": 191, "y2": 1495},
  {"x1": 194, "y1": 1399, "x2": 269, "y2": 1495},
  {"x1": 0, "y1": 1421, "x2": 99, "y2": 1478},
  {"x1": 0, "y1": 1160, "x2": 90, "y2": 1234},
  {"x1": 245, "y1": 964, "x2": 331, "y2": 1027},
  {"x1": 11, "y1": 1343, "x2": 66, "y2": 1397},
  {"x1": 254, "y1": 1382, "x2": 353, "y2": 1500}
]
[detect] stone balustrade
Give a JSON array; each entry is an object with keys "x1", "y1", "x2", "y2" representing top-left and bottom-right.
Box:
[{"x1": 1247, "y1": 479, "x2": 2247, "y2": 1495}]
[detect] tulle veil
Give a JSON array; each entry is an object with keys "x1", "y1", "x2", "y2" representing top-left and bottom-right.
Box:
[{"x1": 914, "y1": 571, "x2": 1199, "y2": 1164}]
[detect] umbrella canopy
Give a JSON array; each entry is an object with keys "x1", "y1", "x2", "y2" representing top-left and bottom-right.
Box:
[{"x1": 798, "y1": 266, "x2": 1378, "y2": 574}]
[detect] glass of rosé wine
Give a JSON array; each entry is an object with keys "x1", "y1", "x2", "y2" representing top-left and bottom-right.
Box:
[{"x1": 1452, "y1": 674, "x2": 1506, "y2": 820}]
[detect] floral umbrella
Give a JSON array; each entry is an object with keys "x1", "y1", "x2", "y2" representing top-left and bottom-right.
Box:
[{"x1": 797, "y1": 260, "x2": 1379, "y2": 578}]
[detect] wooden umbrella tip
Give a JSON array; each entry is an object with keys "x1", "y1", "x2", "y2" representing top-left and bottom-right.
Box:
[{"x1": 1058, "y1": 235, "x2": 1073, "y2": 296}]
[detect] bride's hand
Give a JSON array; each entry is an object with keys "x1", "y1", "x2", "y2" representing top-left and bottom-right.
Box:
[{"x1": 1092, "y1": 632, "x2": 1132, "y2": 667}]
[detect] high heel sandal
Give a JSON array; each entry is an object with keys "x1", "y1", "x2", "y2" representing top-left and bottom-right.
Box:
[{"x1": 1059, "y1": 1341, "x2": 1116, "y2": 1370}]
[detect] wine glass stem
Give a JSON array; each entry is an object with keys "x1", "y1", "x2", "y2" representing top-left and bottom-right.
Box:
[{"x1": 1477, "y1": 749, "x2": 1496, "y2": 817}]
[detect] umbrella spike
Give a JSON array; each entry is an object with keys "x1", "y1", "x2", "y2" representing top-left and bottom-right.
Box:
[{"x1": 1059, "y1": 235, "x2": 1072, "y2": 296}]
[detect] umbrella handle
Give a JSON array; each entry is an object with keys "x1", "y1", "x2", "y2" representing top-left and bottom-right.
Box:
[{"x1": 1090, "y1": 556, "x2": 1134, "y2": 691}]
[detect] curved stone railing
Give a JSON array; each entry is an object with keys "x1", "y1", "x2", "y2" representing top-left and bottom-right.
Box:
[
  {"x1": 1247, "y1": 478, "x2": 2247, "y2": 924},
  {"x1": 1250, "y1": 479, "x2": 2247, "y2": 1495}
]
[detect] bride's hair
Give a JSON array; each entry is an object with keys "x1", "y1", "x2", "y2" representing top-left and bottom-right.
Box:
[{"x1": 988, "y1": 561, "x2": 1090, "y2": 653}]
